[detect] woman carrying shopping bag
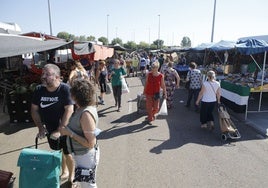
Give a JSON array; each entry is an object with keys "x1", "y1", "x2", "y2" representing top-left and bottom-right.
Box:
[
  {"x1": 143, "y1": 61, "x2": 167, "y2": 125},
  {"x1": 109, "y1": 59, "x2": 127, "y2": 112}
]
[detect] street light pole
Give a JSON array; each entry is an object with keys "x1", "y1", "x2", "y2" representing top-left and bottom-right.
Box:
[
  {"x1": 148, "y1": 27, "x2": 151, "y2": 44},
  {"x1": 211, "y1": 0, "x2": 217, "y2": 42},
  {"x1": 158, "y1": 14, "x2": 160, "y2": 49},
  {"x1": 107, "y1": 14, "x2": 109, "y2": 44},
  {"x1": 47, "y1": 0, "x2": 53, "y2": 36}
]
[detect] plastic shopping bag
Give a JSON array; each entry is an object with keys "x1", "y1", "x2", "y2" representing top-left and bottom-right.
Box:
[
  {"x1": 121, "y1": 78, "x2": 129, "y2": 94},
  {"x1": 158, "y1": 99, "x2": 168, "y2": 116},
  {"x1": 106, "y1": 83, "x2": 112, "y2": 94}
]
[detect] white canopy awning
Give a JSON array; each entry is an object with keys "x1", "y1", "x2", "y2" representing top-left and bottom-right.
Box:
[{"x1": 0, "y1": 33, "x2": 73, "y2": 58}]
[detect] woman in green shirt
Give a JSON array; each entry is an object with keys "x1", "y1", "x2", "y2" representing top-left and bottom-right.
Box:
[{"x1": 109, "y1": 59, "x2": 127, "y2": 112}]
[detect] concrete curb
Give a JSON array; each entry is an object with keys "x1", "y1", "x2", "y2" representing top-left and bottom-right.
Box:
[{"x1": 228, "y1": 109, "x2": 268, "y2": 137}]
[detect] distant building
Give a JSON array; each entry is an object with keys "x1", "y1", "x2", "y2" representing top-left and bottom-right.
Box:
[{"x1": 0, "y1": 22, "x2": 22, "y2": 34}]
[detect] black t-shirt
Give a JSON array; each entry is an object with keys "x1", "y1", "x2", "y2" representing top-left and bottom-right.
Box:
[{"x1": 32, "y1": 82, "x2": 73, "y2": 133}]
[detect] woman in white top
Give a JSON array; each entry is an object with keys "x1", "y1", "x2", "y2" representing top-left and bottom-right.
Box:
[{"x1": 196, "y1": 70, "x2": 221, "y2": 130}]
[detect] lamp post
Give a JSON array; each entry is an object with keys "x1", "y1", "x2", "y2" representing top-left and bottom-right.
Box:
[
  {"x1": 148, "y1": 27, "x2": 151, "y2": 44},
  {"x1": 211, "y1": 0, "x2": 217, "y2": 42},
  {"x1": 47, "y1": 0, "x2": 53, "y2": 36},
  {"x1": 158, "y1": 14, "x2": 160, "y2": 49},
  {"x1": 107, "y1": 14, "x2": 109, "y2": 44}
]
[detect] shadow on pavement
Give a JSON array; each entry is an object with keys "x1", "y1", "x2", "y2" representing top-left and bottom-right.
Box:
[
  {"x1": 0, "y1": 122, "x2": 35, "y2": 135},
  {"x1": 97, "y1": 106, "x2": 118, "y2": 117},
  {"x1": 97, "y1": 120, "x2": 156, "y2": 140},
  {"x1": 0, "y1": 140, "x2": 47, "y2": 156},
  {"x1": 149, "y1": 88, "x2": 264, "y2": 154}
]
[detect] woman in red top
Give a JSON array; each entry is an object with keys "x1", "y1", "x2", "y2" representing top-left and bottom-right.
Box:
[{"x1": 143, "y1": 61, "x2": 167, "y2": 125}]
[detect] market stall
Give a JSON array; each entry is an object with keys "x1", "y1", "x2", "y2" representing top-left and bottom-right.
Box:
[
  {"x1": 174, "y1": 64, "x2": 189, "y2": 79},
  {"x1": 220, "y1": 80, "x2": 250, "y2": 113},
  {"x1": 0, "y1": 33, "x2": 73, "y2": 58},
  {"x1": 189, "y1": 38, "x2": 268, "y2": 118},
  {"x1": 235, "y1": 38, "x2": 268, "y2": 119},
  {"x1": 0, "y1": 33, "x2": 73, "y2": 123}
]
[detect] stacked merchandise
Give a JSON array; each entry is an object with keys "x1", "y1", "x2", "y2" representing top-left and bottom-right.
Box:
[{"x1": 7, "y1": 89, "x2": 33, "y2": 123}]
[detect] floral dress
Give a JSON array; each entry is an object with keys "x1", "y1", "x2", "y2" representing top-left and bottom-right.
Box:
[{"x1": 163, "y1": 68, "x2": 177, "y2": 108}]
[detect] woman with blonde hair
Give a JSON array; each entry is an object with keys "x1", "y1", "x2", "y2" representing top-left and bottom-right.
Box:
[
  {"x1": 196, "y1": 70, "x2": 221, "y2": 130},
  {"x1": 143, "y1": 61, "x2": 167, "y2": 125},
  {"x1": 68, "y1": 60, "x2": 89, "y2": 86},
  {"x1": 109, "y1": 59, "x2": 127, "y2": 112}
]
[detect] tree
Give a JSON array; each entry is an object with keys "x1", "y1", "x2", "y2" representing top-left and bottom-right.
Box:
[
  {"x1": 98, "y1": 37, "x2": 108, "y2": 45},
  {"x1": 87, "y1": 35, "x2": 96, "y2": 41},
  {"x1": 150, "y1": 44, "x2": 158, "y2": 50},
  {"x1": 124, "y1": 41, "x2": 137, "y2": 50},
  {"x1": 111, "y1": 37, "x2": 123, "y2": 46},
  {"x1": 181, "y1": 36, "x2": 191, "y2": 47},
  {"x1": 68, "y1": 34, "x2": 75, "y2": 41},
  {"x1": 138, "y1": 41, "x2": 150, "y2": 50},
  {"x1": 153, "y1": 39, "x2": 164, "y2": 49},
  {"x1": 78, "y1": 35, "x2": 86, "y2": 42},
  {"x1": 57, "y1": 32, "x2": 76, "y2": 41},
  {"x1": 57, "y1": 32, "x2": 70, "y2": 40}
]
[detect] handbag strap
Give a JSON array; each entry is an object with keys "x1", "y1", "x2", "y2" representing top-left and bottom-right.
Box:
[
  {"x1": 208, "y1": 81, "x2": 216, "y2": 94},
  {"x1": 208, "y1": 81, "x2": 217, "y2": 99}
]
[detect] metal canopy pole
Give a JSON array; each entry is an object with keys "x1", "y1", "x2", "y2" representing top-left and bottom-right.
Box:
[{"x1": 258, "y1": 51, "x2": 267, "y2": 111}]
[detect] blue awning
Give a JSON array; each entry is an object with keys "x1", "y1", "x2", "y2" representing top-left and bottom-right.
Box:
[
  {"x1": 190, "y1": 42, "x2": 215, "y2": 51},
  {"x1": 235, "y1": 39, "x2": 268, "y2": 55},
  {"x1": 210, "y1": 40, "x2": 236, "y2": 51}
]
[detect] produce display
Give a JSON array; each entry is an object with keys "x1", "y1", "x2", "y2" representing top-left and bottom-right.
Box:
[
  {"x1": 223, "y1": 73, "x2": 268, "y2": 92},
  {"x1": 4, "y1": 62, "x2": 70, "y2": 123}
]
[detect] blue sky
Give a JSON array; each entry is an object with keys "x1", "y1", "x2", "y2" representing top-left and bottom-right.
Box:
[{"x1": 1, "y1": 0, "x2": 268, "y2": 46}]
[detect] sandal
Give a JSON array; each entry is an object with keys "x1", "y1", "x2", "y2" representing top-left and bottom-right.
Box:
[
  {"x1": 68, "y1": 181, "x2": 79, "y2": 188},
  {"x1": 201, "y1": 124, "x2": 207, "y2": 129},
  {"x1": 60, "y1": 173, "x2": 69, "y2": 180},
  {"x1": 208, "y1": 121, "x2": 215, "y2": 131},
  {"x1": 209, "y1": 125, "x2": 215, "y2": 131}
]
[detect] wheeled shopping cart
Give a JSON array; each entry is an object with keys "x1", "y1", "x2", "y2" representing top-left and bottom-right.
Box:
[
  {"x1": 218, "y1": 104, "x2": 241, "y2": 141},
  {"x1": 17, "y1": 137, "x2": 62, "y2": 188},
  {"x1": 137, "y1": 94, "x2": 146, "y2": 114}
]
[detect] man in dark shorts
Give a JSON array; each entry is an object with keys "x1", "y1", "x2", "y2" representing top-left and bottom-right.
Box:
[{"x1": 31, "y1": 64, "x2": 75, "y2": 182}]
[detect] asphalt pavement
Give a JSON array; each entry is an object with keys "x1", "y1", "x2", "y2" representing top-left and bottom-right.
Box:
[{"x1": 0, "y1": 76, "x2": 267, "y2": 188}]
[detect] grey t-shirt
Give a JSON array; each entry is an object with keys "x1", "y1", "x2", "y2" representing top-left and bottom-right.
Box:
[{"x1": 67, "y1": 106, "x2": 98, "y2": 155}]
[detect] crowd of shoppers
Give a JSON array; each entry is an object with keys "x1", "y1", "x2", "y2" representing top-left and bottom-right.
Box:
[{"x1": 30, "y1": 52, "x2": 221, "y2": 187}]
